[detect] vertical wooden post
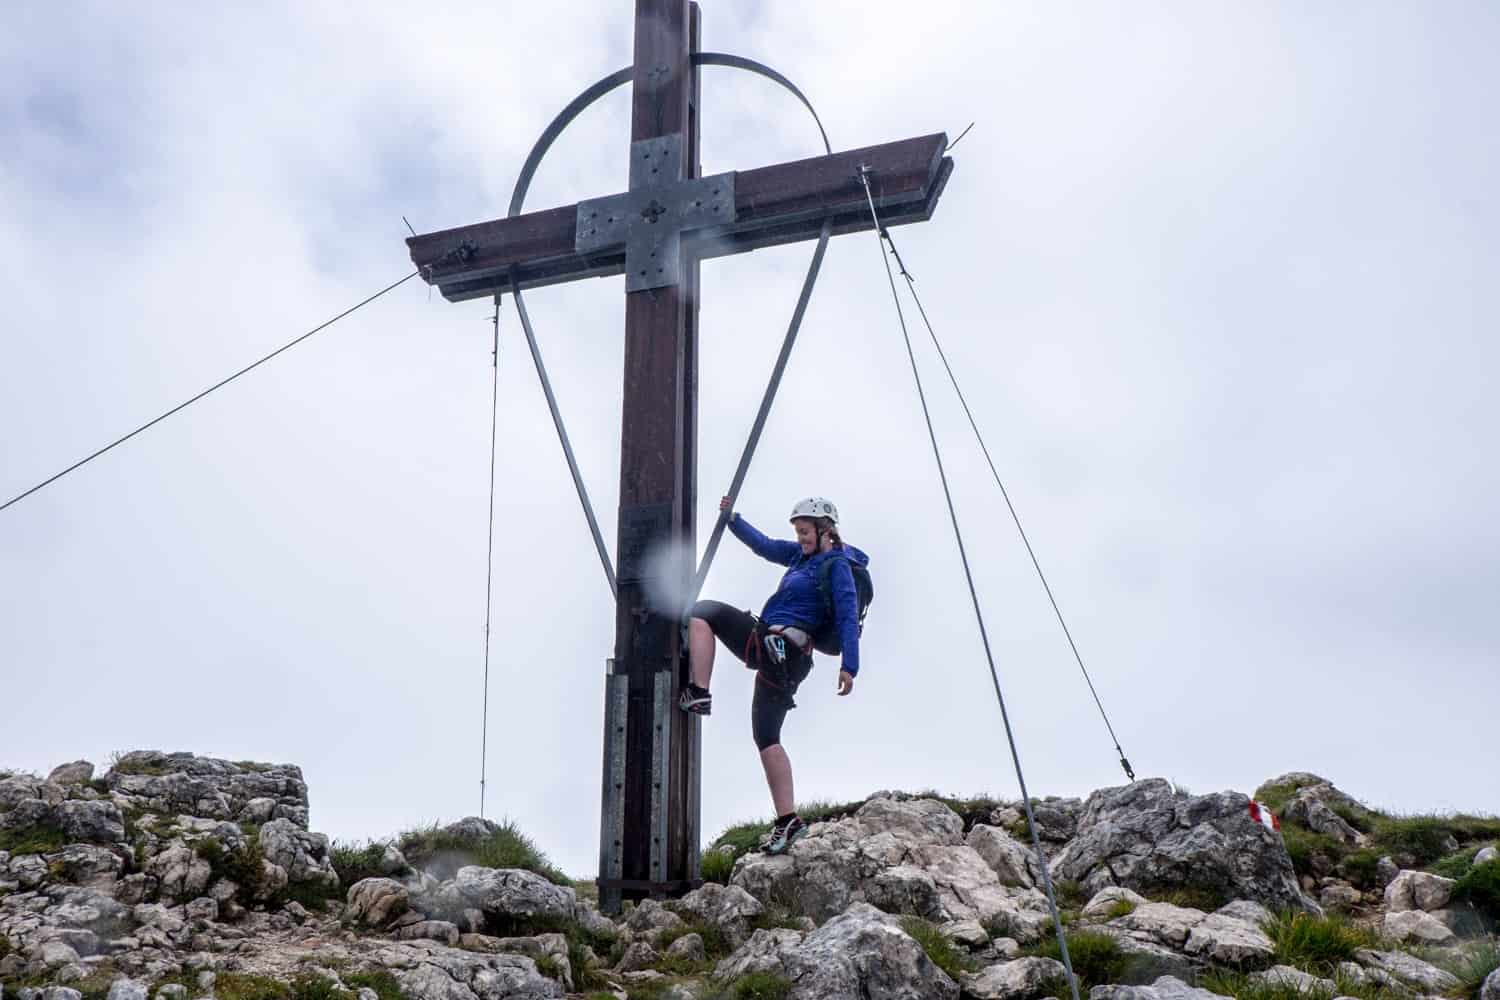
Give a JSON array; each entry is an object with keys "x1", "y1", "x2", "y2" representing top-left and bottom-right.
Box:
[{"x1": 599, "y1": 0, "x2": 701, "y2": 913}]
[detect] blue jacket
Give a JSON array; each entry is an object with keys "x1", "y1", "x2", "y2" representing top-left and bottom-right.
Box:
[{"x1": 728, "y1": 513, "x2": 868, "y2": 676}]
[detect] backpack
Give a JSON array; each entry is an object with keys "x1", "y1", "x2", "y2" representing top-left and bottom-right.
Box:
[{"x1": 810, "y1": 554, "x2": 874, "y2": 656}]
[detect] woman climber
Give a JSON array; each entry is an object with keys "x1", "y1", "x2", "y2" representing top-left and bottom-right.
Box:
[{"x1": 679, "y1": 495, "x2": 869, "y2": 855}]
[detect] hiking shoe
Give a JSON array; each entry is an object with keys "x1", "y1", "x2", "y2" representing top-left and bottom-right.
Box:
[
  {"x1": 678, "y1": 684, "x2": 712, "y2": 716},
  {"x1": 761, "y1": 815, "x2": 807, "y2": 855},
  {"x1": 762, "y1": 632, "x2": 788, "y2": 665}
]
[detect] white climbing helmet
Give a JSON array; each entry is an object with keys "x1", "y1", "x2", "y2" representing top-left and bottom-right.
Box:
[{"x1": 789, "y1": 496, "x2": 839, "y2": 524}]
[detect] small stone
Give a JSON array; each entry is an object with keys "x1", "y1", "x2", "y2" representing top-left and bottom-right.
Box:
[
  {"x1": 48, "y1": 762, "x2": 95, "y2": 786},
  {"x1": 615, "y1": 941, "x2": 660, "y2": 972},
  {"x1": 1476, "y1": 846, "x2": 1499, "y2": 866},
  {"x1": 1382, "y1": 909, "x2": 1455, "y2": 945},
  {"x1": 961, "y1": 956, "x2": 1068, "y2": 999},
  {"x1": 665, "y1": 932, "x2": 706, "y2": 962},
  {"x1": 1480, "y1": 967, "x2": 1500, "y2": 1000},
  {"x1": 155, "y1": 988, "x2": 187, "y2": 1000},
  {"x1": 105, "y1": 980, "x2": 148, "y2": 1000},
  {"x1": 281, "y1": 901, "x2": 309, "y2": 923},
  {"x1": 185, "y1": 897, "x2": 219, "y2": 923}
]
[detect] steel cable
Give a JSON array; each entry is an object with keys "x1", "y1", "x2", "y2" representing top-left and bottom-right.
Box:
[
  {"x1": 857, "y1": 170, "x2": 1081, "y2": 1000},
  {"x1": 879, "y1": 237, "x2": 1135, "y2": 783},
  {"x1": 1, "y1": 271, "x2": 420, "y2": 514}
]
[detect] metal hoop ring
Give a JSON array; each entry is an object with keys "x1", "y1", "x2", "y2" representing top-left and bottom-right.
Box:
[{"x1": 508, "y1": 53, "x2": 832, "y2": 219}]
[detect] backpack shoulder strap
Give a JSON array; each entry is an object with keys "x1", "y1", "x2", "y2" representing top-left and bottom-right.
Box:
[{"x1": 815, "y1": 553, "x2": 851, "y2": 621}]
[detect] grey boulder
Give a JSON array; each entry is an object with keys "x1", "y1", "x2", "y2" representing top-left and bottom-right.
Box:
[
  {"x1": 960, "y1": 957, "x2": 1067, "y2": 999},
  {"x1": 449, "y1": 866, "x2": 575, "y2": 923},
  {"x1": 1048, "y1": 779, "x2": 1310, "y2": 912}
]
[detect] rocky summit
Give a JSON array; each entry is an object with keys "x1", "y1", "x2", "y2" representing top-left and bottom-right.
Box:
[{"x1": 2, "y1": 755, "x2": 1497, "y2": 1000}]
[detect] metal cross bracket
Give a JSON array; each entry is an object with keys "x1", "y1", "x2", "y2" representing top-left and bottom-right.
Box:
[{"x1": 576, "y1": 133, "x2": 736, "y2": 292}]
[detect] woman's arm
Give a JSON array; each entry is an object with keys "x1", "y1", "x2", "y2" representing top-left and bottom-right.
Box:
[
  {"x1": 830, "y1": 557, "x2": 860, "y2": 676},
  {"x1": 727, "y1": 512, "x2": 802, "y2": 566}
]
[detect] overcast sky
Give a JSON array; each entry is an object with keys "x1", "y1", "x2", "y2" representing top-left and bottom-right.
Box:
[{"x1": 3, "y1": 2, "x2": 1497, "y2": 878}]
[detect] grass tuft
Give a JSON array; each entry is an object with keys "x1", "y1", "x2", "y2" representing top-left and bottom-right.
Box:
[
  {"x1": 899, "y1": 916, "x2": 976, "y2": 981},
  {"x1": 1454, "y1": 860, "x2": 1500, "y2": 921},
  {"x1": 397, "y1": 818, "x2": 570, "y2": 886},
  {"x1": 331, "y1": 839, "x2": 390, "y2": 888},
  {"x1": 705, "y1": 971, "x2": 795, "y2": 1000},
  {"x1": 0, "y1": 822, "x2": 67, "y2": 856},
  {"x1": 701, "y1": 849, "x2": 736, "y2": 885},
  {"x1": 1025, "y1": 929, "x2": 1130, "y2": 993},
  {"x1": 1262, "y1": 910, "x2": 1377, "y2": 973}
]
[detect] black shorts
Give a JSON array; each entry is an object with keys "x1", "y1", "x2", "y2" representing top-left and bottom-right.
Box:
[{"x1": 691, "y1": 599, "x2": 814, "y2": 751}]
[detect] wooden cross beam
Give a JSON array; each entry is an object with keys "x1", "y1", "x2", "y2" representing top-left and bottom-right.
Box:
[{"x1": 405, "y1": 0, "x2": 952, "y2": 914}]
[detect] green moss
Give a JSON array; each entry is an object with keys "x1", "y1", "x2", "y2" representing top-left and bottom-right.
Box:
[
  {"x1": 0, "y1": 822, "x2": 67, "y2": 855},
  {"x1": 397, "y1": 819, "x2": 570, "y2": 886},
  {"x1": 899, "y1": 916, "x2": 976, "y2": 981}
]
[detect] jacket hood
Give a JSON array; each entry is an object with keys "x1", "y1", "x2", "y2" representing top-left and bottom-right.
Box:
[{"x1": 808, "y1": 544, "x2": 868, "y2": 569}]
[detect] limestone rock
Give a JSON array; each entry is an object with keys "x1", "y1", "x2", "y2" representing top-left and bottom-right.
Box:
[
  {"x1": 1382, "y1": 909, "x2": 1455, "y2": 945},
  {"x1": 780, "y1": 901, "x2": 958, "y2": 1000},
  {"x1": 46, "y1": 763, "x2": 95, "y2": 787},
  {"x1": 1182, "y1": 911, "x2": 1274, "y2": 966},
  {"x1": 713, "y1": 927, "x2": 805, "y2": 981},
  {"x1": 967, "y1": 825, "x2": 1039, "y2": 888},
  {"x1": 1110, "y1": 902, "x2": 1206, "y2": 949},
  {"x1": 1319, "y1": 882, "x2": 1362, "y2": 910},
  {"x1": 449, "y1": 866, "x2": 574, "y2": 924},
  {"x1": 347, "y1": 878, "x2": 410, "y2": 929},
  {"x1": 665, "y1": 932, "x2": 706, "y2": 962},
  {"x1": 1048, "y1": 779, "x2": 1310, "y2": 912},
  {"x1": 667, "y1": 883, "x2": 762, "y2": 948},
  {"x1": 1088, "y1": 976, "x2": 1223, "y2": 999},
  {"x1": 1480, "y1": 968, "x2": 1500, "y2": 1000},
  {"x1": 393, "y1": 949, "x2": 563, "y2": 1000},
  {"x1": 104, "y1": 753, "x2": 310, "y2": 829},
  {"x1": 1252, "y1": 965, "x2": 1335, "y2": 994},
  {"x1": 257, "y1": 819, "x2": 338, "y2": 889},
  {"x1": 614, "y1": 940, "x2": 659, "y2": 972},
  {"x1": 855, "y1": 795, "x2": 965, "y2": 846},
  {"x1": 105, "y1": 980, "x2": 148, "y2": 1000},
  {"x1": 1476, "y1": 846, "x2": 1499, "y2": 866},
  {"x1": 1354, "y1": 948, "x2": 1462, "y2": 992},
  {"x1": 146, "y1": 844, "x2": 211, "y2": 903},
  {"x1": 1080, "y1": 887, "x2": 1146, "y2": 920},
  {"x1": 939, "y1": 919, "x2": 990, "y2": 948},
  {"x1": 622, "y1": 899, "x2": 684, "y2": 941},
  {"x1": 1383, "y1": 869, "x2": 1455, "y2": 912},
  {"x1": 961, "y1": 957, "x2": 1067, "y2": 999},
  {"x1": 391, "y1": 921, "x2": 460, "y2": 946}
]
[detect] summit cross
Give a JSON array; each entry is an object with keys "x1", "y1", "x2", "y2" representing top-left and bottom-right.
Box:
[{"x1": 406, "y1": 0, "x2": 952, "y2": 913}]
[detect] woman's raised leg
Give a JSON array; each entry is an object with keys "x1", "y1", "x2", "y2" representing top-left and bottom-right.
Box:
[{"x1": 688, "y1": 616, "x2": 716, "y2": 690}]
